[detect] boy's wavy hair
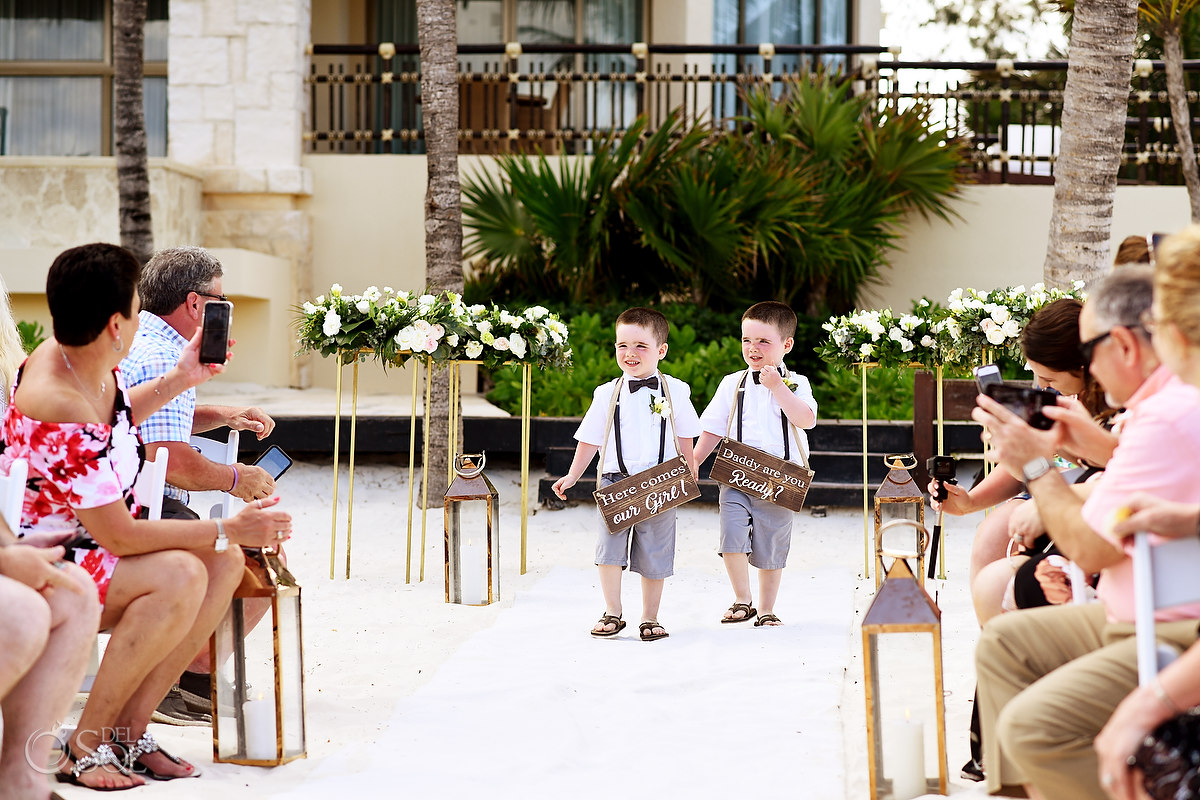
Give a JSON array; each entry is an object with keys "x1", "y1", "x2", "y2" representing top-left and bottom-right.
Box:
[
  {"x1": 743, "y1": 301, "x2": 797, "y2": 339},
  {"x1": 615, "y1": 307, "x2": 670, "y2": 345}
]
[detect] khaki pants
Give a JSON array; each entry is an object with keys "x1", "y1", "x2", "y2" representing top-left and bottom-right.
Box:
[{"x1": 976, "y1": 602, "x2": 1199, "y2": 797}]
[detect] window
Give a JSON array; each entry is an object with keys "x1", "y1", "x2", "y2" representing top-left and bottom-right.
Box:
[{"x1": 0, "y1": 0, "x2": 168, "y2": 156}]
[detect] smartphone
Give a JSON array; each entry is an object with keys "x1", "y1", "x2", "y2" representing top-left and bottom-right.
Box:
[
  {"x1": 252, "y1": 444, "x2": 293, "y2": 480},
  {"x1": 973, "y1": 363, "x2": 1002, "y2": 393},
  {"x1": 199, "y1": 300, "x2": 232, "y2": 365},
  {"x1": 983, "y1": 383, "x2": 1058, "y2": 430}
]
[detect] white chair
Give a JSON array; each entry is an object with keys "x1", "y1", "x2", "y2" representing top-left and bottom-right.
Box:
[
  {"x1": 0, "y1": 457, "x2": 28, "y2": 530},
  {"x1": 187, "y1": 430, "x2": 239, "y2": 519},
  {"x1": 1133, "y1": 531, "x2": 1200, "y2": 685},
  {"x1": 81, "y1": 449, "x2": 169, "y2": 692}
]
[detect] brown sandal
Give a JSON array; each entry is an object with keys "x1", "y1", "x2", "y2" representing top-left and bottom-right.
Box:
[
  {"x1": 590, "y1": 613, "x2": 626, "y2": 637},
  {"x1": 639, "y1": 620, "x2": 669, "y2": 641},
  {"x1": 721, "y1": 602, "x2": 757, "y2": 624},
  {"x1": 754, "y1": 613, "x2": 783, "y2": 627}
]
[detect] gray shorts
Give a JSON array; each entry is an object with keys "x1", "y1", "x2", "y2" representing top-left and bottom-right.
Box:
[
  {"x1": 717, "y1": 485, "x2": 793, "y2": 570},
  {"x1": 594, "y1": 473, "x2": 676, "y2": 580}
]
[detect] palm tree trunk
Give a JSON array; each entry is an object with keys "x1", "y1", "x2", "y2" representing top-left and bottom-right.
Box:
[
  {"x1": 113, "y1": 0, "x2": 152, "y2": 265},
  {"x1": 418, "y1": 0, "x2": 463, "y2": 504},
  {"x1": 1043, "y1": 0, "x2": 1138, "y2": 288},
  {"x1": 1162, "y1": 26, "x2": 1200, "y2": 221}
]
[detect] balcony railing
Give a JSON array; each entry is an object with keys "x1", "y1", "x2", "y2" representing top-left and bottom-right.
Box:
[{"x1": 305, "y1": 43, "x2": 1200, "y2": 186}]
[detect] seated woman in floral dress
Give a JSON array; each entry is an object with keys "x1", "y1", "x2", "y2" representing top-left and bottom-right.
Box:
[{"x1": 0, "y1": 243, "x2": 293, "y2": 790}]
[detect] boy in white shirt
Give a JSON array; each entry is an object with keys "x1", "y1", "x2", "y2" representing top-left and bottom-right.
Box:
[
  {"x1": 695, "y1": 302, "x2": 818, "y2": 626},
  {"x1": 552, "y1": 308, "x2": 701, "y2": 641}
]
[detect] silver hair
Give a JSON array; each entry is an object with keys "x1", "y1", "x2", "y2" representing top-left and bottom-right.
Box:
[{"x1": 139, "y1": 246, "x2": 223, "y2": 315}]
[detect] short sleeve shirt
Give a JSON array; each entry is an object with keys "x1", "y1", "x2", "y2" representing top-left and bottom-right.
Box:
[
  {"x1": 574, "y1": 373, "x2": 702, "y2": 475},
  {"x1": 120, "y1": 311, "x2": 194, "y2": 501},
  {"x1": 1080, "y1": 367, "x2": 1200, "y2": 623},
  {"x1": 700, "y1": 367, "x2": 818, "y2": 462}
]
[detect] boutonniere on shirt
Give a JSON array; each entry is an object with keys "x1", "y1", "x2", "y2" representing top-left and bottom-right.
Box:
[
  {"x1": 780, "y1": 374, "x2": 798, "y2": 391},
  {"x1": 649, "y1": 395, "x2": 671, "y2": 416}
]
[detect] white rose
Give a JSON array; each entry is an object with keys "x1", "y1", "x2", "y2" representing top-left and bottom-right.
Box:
[
  {"x1": 446, "y1": 333, "x2": 459, "y2": 347},
  {"x1": 990, "y1": 306, "x2": 1010, "y2": 324},
  {"x1": 492, "y1": 337, "x2": 510, "y2": 352},
  {"x1": 509, "y1": 333, "x2": 527, "y2": 358},
  {"x1": 1001, "y1": 319, "x2": 1020, "y2": 339},
  {"x1": 526, "y1": 305, "x2": 548, "y2": 320},
  {"x1": 985, "y1": 327, "x2": 1006, "y2": 346},
  {"x1": 322, "y1": 310, "x2": 341, "y2": 336},
  {"x1": 476, "y1": 321, "x2": 492, "y2": 335},
  {"x1": 302, "y1": 302, "x2": 318, "y2": 314},
  {"x1": 465, "y1": 340, "x2": 484, "y2": 359},
  {"x1": 920, "y1": 335, "x2": 934, "y2": 348},
  {"x1": 356, "y1": 299, "x2": 370, "y2": 313}
]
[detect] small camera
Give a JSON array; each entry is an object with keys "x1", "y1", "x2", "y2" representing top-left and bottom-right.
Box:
[{"x1": 927, "y1": 455, "x2": 957, "y2": 502}]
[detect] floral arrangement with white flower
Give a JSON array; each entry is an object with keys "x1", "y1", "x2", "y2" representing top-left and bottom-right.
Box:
[
  {"x1": 296, "y1": 284, "x2": 572, "y2": 371},
  {"x1": 817, "y1": 302, "x2": 943, "y2": 369},
  {"x1": 938, "y1": 281, "x2": 1087, "y2": 368},
  {"x1": 648, "y1": 395, "x2": 671, "y2": 417}
]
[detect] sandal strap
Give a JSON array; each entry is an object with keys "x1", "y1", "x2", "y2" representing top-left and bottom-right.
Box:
[
  {"x1": 124, "y1": 731, "x2": 159, "y2": 765},
  {"x1": 72, "y1": 743, "x2": 131, "y2": 778}
]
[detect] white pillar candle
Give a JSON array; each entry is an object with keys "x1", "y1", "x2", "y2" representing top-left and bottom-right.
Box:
[
  {"x1": 243, "y1": 697, "x2": 276, "y2": 761},
  {"x1": 884, "y1": 717, "x2": 925, "y2": 800},
  {"x1": 461, "y1": 540, "x2": 486, "y2": 605}
]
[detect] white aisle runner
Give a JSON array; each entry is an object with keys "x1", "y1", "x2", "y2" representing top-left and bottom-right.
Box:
[{"x1": 283, "y1": 564, "x2": 856, "y2": 800}]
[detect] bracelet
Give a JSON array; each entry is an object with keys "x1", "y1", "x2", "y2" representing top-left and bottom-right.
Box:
[
  {"x1": 153, "y1": 374, "x2": 168, "y2": 397},
  {"x1": 1153, "y1": 675, "x2": 1185, "y2": 715},
  {"x1": 229, "y1": 465, "x2": 239, "y2": 493}
]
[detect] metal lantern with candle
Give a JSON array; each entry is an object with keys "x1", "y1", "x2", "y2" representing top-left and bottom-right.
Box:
[
  {"x1": 873, "y1": 452, "x2": 927, "y2": 588},
  {"x1": 444, "y1": 453, "x2": 499, "y2": 605},
  {"x1": 210, "y1": 549, "x2": 306, "y2": 766},
  {"x1": 862, "y1": 520, "x2": 948, "y2": 800}
]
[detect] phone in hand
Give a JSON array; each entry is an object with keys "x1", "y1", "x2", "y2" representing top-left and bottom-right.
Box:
[
  {"x1": 973, "y1": 363, "x2": 1002, "y2": 393},
  {"x1": 199, "y1": 300, "x2": 233, "y2": 365},
  {"x1": 983, "y1": 383, "x2": 1058, "y2": 430},
  {"x1": 252, "y1": 444, "x2": 293, "y2": 480}
]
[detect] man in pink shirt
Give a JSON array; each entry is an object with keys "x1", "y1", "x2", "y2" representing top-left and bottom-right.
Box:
[{"x1": 971, "y1": 266, "x2": 1200, "y2": 798}]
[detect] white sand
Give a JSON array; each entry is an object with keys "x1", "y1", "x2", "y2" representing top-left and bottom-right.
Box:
[{"x1": 51, "y1": 457, "x2": 989, "y2": 800}]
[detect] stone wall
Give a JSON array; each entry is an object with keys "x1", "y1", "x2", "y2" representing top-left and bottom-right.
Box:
[
  {"x1": 0, "y1": 158, "x2": 203, "y2": 248},
  {"x1": 169, "y1": 0, "x2": 314, "y2": 387}
]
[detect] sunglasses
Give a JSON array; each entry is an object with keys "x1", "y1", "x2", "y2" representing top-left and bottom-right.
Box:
[{"x1": 1079, "y1": 324, "x2": 1146, "y2": 366}]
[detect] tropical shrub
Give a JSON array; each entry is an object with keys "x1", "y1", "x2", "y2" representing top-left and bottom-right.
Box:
[{"x1": 462, "y1": 71, "x2": 964, "y2": 317}]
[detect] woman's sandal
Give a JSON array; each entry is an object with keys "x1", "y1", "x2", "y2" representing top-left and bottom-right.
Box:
[
  {"x1": 721, "y1": 602, "x2": 757, "y2": 624},
  {"x1": 754, "y1": 613, "x2": 783, "y2": 627},
  {"x1": 639, "y1": 620, "x2": 669, "y2": 641},
  {"x1": 590, "y1": 613, "x2": 626, "y2": 637},
  {"x1": 56, "y1": 742, "x2": 143, "y2": 791},
  {"x1": 121, "y1": 731, "x2": 200, "y2": 781}
]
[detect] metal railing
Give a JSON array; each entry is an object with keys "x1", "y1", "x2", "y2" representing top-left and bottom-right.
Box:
[{"x1": 305, "y1": 44, "x2": 1200, "y2": 186}]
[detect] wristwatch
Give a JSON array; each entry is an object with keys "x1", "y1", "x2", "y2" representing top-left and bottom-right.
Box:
[
  {"x1": 1022, "y1": 456, "x2": 1053, "y2": 484},
  {"x1": 214, "y1": 518, "x2": 229, "y2": 553}
]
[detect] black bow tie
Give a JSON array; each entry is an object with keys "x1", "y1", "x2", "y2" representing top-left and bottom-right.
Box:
[
  {"x1": 628, "y1": 376, "x2": 659, "y2": 393},
  {"x1": 751, "y1": 368, "x2": 786, "y2": 385}
]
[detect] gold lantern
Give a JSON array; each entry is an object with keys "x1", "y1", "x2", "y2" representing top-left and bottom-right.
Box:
[
  {"x1": 862, "y1": 520, "x2": 948, "y2": 800},
  {"x1": 874, "y1": 453, "x2": 927, "y2": 588},
  {"x1": 444, "y1": 453, "x2": 499, "y2": 605},
  {"x1": 210, "y1": 549, "x2": 306, "y2": 766}
]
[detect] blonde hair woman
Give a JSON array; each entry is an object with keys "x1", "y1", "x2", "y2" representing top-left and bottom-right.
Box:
[{"x1": 0, "y1": 274, "x2": 26, "y2": 408}]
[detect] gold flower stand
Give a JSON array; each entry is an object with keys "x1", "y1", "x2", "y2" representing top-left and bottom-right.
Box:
[{"x1": 327, "y1": 353, "x2": 533, "y2": 581}]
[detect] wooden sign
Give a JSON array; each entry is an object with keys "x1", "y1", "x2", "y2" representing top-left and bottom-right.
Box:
[
  {"x1": 594, "y1": 456, "x2": 700, "y2": 534},
  {"x1": 709, "y1": 438, "x2": 814, "y2": 512}
]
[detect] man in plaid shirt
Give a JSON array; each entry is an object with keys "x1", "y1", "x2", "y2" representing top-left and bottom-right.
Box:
[{"x1": 121, "y1": 246, "x2": 280, "y2": 725}]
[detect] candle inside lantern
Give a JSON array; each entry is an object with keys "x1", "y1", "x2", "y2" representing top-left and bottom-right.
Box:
[
  {"x1": 884, "y1": 712, "x2": 925, "y2": 800},
  {"x1": 461, "y1": 539, "x2": 486, "y2": 605},
  {"x1": 243, "y1": 694, "x2": 276, "y2": 761}
]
